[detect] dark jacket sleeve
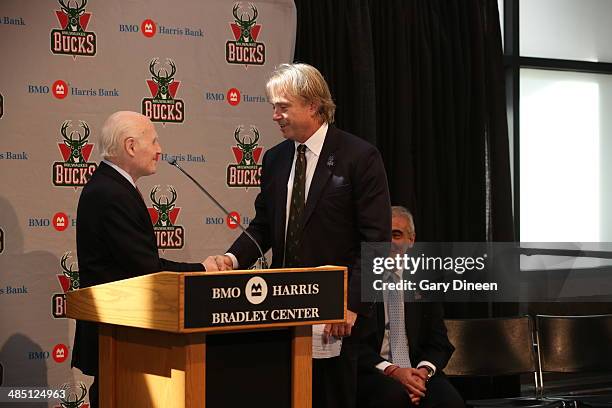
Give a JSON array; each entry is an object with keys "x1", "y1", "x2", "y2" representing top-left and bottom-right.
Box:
[
  {"x1": 358, "y1": 311, "x2": 388, "y2": 371},
  {"x1": 358, "y1": 303, "x2": 455, "y2": 373},
  {"x1": 416, "y1": 303, "x2": 455, "y2": 370},
  {"x1": 102, "y1": 198, "x2": 203, "y2": 275},
  {"x1": 349, "y1": 146, "x2": 391, "y2": 314}
]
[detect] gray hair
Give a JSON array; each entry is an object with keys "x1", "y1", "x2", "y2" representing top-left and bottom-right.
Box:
[
  {"x1": 391, "y1": 206, "x2": 415, "y2": 234},
  {"x1": 266, "y1": 63, "x2": 336, "y2": 123},
  {"x1": 98, "y1": 111, "x2": 149, "y2": 160}
]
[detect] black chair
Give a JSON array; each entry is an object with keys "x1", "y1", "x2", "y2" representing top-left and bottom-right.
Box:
[
  {"x1": 536, "y1": 314, "x2": 612, "y2": 407},
  {"x1": 444, "y1": 316, "x2": 563, "y2": 408}
]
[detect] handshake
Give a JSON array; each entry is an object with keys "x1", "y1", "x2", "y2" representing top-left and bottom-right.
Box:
[{"x1": 202, "y1": 254, "x2": 235, "y2": 272}]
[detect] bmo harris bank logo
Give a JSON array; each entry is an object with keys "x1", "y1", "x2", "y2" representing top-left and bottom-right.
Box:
[
  {"x1": 51, "y1": 0, "x2": 96, "y2": 57},
  {"x1": 52, "y1": 120, "x2": 97, "y2": 188},
  {"x1": 226, "y1": 2, "x2": 265, "y2": 67},
  {"x1": 245, "y1": 276, "x2": 268, "y2": 304},
  {"x1": 142, "y1": 58, "x2": 185, "y2": 123},
  {"x1": 212, "y1": 276, "x2": 268, "y2": 305}
]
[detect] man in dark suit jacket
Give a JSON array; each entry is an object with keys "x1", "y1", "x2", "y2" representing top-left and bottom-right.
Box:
[
  {"x1": 358, "y1": 206, "x2": 464, "y2": 408},
  {"x1": 204, "y1": 63, "x2": 391, "y2": 408},
  {"x1": 71, "y1": 111, "x2": 205, "y2": 408}
]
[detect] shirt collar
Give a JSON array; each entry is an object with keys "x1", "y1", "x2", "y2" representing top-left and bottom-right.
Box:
[
  {"x1": 103, "y1": 159, "x2": 136, "y2": 188},
  {"x1": 295, "y1": 122, "x2": 328, "y2": 157}
]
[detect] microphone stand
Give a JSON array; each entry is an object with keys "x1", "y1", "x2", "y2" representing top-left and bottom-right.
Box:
[{"x1": 166, "y1": 158, "x2": 269, "y2": 269}]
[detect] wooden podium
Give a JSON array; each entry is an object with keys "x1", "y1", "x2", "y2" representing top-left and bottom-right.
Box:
[{"x1": 66, "y1": 266, "x2": 347, "y2": 408}]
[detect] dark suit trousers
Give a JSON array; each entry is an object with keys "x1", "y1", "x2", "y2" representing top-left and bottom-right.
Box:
[
  {"x1": 89, "y1": 375, "x2": 98, "y2": 408},
  {"x1": 357, "y1": 370, "x2": 465, "y2": 408},
  {"x1": 313, "y1": 340, "x2": 359, "y2": 408}
]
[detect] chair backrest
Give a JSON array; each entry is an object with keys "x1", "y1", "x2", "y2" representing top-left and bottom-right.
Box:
[
  {"x1": 444, "y1": 316, "x2": 537, "y2": 377},
  {"x1": 536, "y1": 314, "x2": 612, "y2": 374}
]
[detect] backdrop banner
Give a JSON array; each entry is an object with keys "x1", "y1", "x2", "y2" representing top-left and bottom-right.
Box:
[{"x1": 0, "y1": 1, "x2": 296, "y2": 405}]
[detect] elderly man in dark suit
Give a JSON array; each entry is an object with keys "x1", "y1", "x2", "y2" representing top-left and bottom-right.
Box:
[
  {"x1": 71, "y1": 111, "x2": 205, "y2": 408},
  {"x1": 204, "y1": 63, "x2": 391, "y2": 408},
  {"x1": 358, "y1": 206, "x2": 464, "y2": 408}
]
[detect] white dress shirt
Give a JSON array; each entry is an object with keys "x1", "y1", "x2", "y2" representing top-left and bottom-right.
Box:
[
  {"x1": 227, "y1": 123, "x2": 329, "y2": 269},
  {"x1": 103, "y1": 159, "x2": 136, "y2": 188},
  {"x1": 284, "y1": 122, "x2": 328, "y2": 237}
]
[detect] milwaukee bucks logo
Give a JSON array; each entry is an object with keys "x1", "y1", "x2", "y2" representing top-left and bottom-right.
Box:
[
  {"x1": 52, "y1": 120, "x2": 97, "y2": 188},
  {"x1": 227, "y1": 126, "x2": 263, "y2": 189},
  {"x1": 52, "y1": 251, "x2": 79, "y2": 319},
  {"x1": 226, "y1": 2, "x2": 265, "y2": 67},
  {"x1": 60, "y1": 252, "x2": 80, "y2": 291},
  {"x1": 149, "y1": 58, "x2": 176, "y2": 100},
  {"x1": 142, "y1": 58, "x2": 185, "y2": 123},
  {"x1": 150, "y1": 186, "x2": 177, "y2": 227},
  {"x1": 55, "y1": 382, "x2": 89, "y2": 408},
  {"x1": 51, "y1": 0, "x2": 97, "y2": 57},
  {"x1": 62, "y1": 121, "x2": 88, "y2": 163},
  {"x1": 147, "y1": 186, "x2": 185, "y2": 249}
]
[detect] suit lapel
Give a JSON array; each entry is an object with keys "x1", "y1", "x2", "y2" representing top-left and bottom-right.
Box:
[
  {"x1": 377, "y1": 302, "x2": 386, "y2": 345},
  {"x1": 274, "y1": 142, "x2": 295, "y2": 256},
  {"x1": 303, "y1": 126, "x2": 339, "y2": 226}
]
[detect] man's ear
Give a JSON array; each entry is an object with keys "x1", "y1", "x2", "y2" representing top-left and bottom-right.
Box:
[
  {"x1": 309, "y1": 101, "x2": 319, "y2": 117},
  {"x1": 124, "y1": 136, "x2": 136, "y2": 158}
]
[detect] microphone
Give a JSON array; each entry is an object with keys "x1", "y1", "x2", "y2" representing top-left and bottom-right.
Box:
[{"x1": 166, "y1": 158, "x2": 268, "y2": 269}]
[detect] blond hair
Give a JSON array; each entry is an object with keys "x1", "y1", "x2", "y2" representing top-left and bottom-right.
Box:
[{"x1": 266, "y1": 63, "x2": 336, "y2": 123}]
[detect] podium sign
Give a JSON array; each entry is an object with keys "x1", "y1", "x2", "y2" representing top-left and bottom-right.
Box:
[
  {"x1": 184, "y1": 268, "x2": 345, "y2": 329},
  {"x1": 67, "y1": 266, "x2": 347, "y2": 407}
]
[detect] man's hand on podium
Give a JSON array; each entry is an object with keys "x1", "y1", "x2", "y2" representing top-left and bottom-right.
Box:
[
  {"x1": 203, "y1": 255, "x2": 234, "y2": 271},
  {"x1": 323, "y1": 309, "x2": 357, "y2": 342}
]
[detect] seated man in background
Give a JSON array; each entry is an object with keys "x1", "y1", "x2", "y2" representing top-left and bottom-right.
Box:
[{"x1": 358, "y1": 206, "x2": 464, "y2": 408}]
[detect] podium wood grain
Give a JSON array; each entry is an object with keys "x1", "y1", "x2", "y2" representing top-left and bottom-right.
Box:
[
  {"x1": 99, "y1": 324, "x2": 206, "y2": 408},
  {"x1": 292, "y1": 325, "x2": 313, "y2": 408},
  {"x1": 67, "y1": 272, "x2": 180, "y2": 332}
]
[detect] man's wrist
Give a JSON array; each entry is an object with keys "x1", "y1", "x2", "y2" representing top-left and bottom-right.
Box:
[
  {"x1": 418, "y1": 365, "x2": 435, "y2": 380},
  {"x1": 384, "y1": 364, "x2": 400, "y2": 377},
  {"x1": 376, "y1": 360, "x2": 394, "y2": 373}
]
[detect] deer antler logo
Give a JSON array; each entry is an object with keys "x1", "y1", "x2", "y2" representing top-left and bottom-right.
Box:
[
  {"x1": 227, "y1": 125, "x2": 264, "y2": 189},
  {"x1": 142, "y1": 58, "x2": 185, "y2": 123},
  {"x1": 225, "y1": 2, "x2": 265, "y2": 66},
  {"x1": 232, "y1": 3, "x2": 258, "y2": 43},
  {"x1": 51, "y1": 0, "x2": 96, "y2": 57},
  {"x1": 59, "y1": 382, "x2": 88, "y2": 408},
  {"x1": 60, "y1": 252, "x2": 80, "y2": 291},
  {"x1": 58, "y1": 0, "x2": 87, "y2": 32},
  {"x1": 61, "y1": 121, "x2": 89, "y2": 164},
  {"x1": 149, "y1": 58, "x2": 177, "y2": 100},
  {"x1": 234, "y1": 126, "x2": 260, "y2": 166},
  {"x1": 147, "y1": 185, "x2": 185, "y2": 249},
  {"x1": 150, "y1": 186, "x2": 177, "y2": 227}
]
